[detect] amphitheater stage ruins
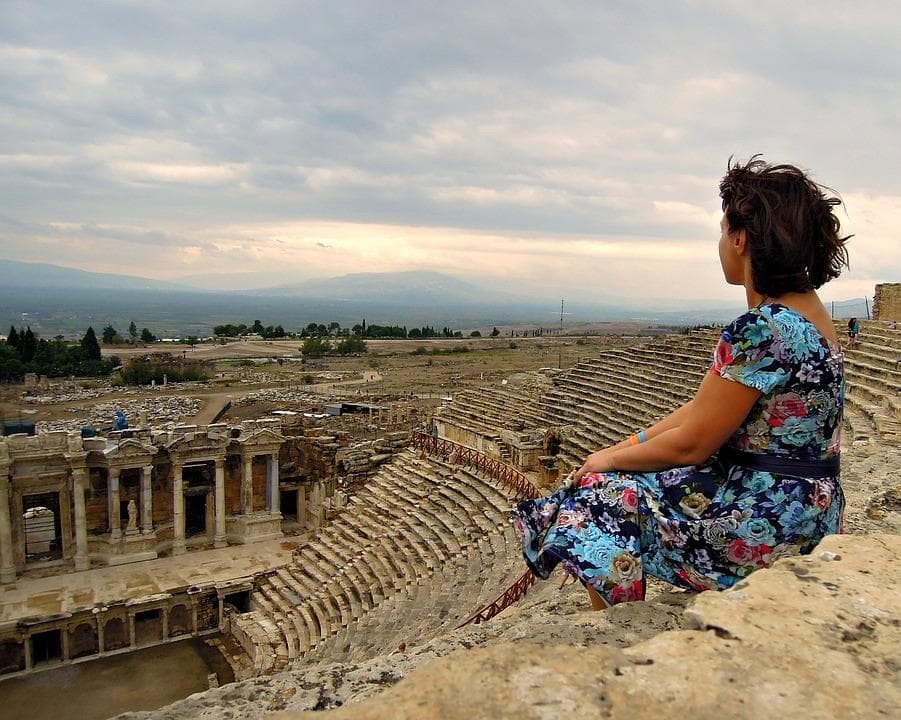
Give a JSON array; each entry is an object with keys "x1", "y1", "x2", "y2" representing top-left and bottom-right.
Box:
[{"x1": 0, "y1": 305, "x2": 898, "y2": 719}]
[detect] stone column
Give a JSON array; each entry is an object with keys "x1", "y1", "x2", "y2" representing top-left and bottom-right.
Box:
[
  {"x1": 97, "y1": 617, "x2": 106, "y2": 653},
  {"x1": 172, "y1": 461, "x2": 186, "y2": 555},
  {"x1": 213, "y1": 459, "x2": 226, "y2": 548},
  {"x1": 0, "y1": 470, "x2": 16, "y2": 583},
  {"x1": 141, "y1": 465, "x2": 153, "y2": 534},
  {"x1": 109, "y1": 470, "x2": 121, "y2": 539},
  {"x1": 71, "y1": 468, "x2": 90, "y2": 571},
  {"x1": 297, "y1": 487, "x2": 306, "y2": 526},
  {"x1": 61, "y1": 627, "x2": 71, "y2": 661},
  {"x1": 128, "y1": 613, "x2": 136, "y2": 648},
  {"x1": 310, "y1": 482, "x2": 322, "y2": 529},
  {"x1": 268, "y1": 454, "x2": 280, "y2": 516},
  {"x1": 24, "y1": 637, "x2": 33, "y2": 671},
  {"x1": 241, "y1": 457, "x2": 253, "y2": 514}
]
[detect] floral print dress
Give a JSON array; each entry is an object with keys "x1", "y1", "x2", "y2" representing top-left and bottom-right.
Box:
[{"x1": 512, "y1": 303, "x2": 845, "y2": 605}]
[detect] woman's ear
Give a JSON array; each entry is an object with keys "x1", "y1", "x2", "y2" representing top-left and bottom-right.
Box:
[{"x1": 733, "y1": 228, "x2": 749, "y2": 256}]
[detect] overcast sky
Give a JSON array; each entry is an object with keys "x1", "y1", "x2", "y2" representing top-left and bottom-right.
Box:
[{"x1": 1, "y1": 1, "x2": 898, "y2": 306}]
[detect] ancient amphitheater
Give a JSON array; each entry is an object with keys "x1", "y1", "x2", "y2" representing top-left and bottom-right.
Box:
[{"x1": 0, "y1": 306, "x2": 898, "y2": 719}]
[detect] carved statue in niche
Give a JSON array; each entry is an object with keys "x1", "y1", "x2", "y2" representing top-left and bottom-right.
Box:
[{"x1": 126, "y1": 499, "x2": 138, "y2": 533}]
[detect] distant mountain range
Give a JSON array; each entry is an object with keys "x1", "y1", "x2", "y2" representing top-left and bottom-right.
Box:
[
  {"x1": 0, "y1": 258, "x2": 743, "y2": 337},
  {"x1": 0, "y1": 258, "x2": 184, "y2": 291}
]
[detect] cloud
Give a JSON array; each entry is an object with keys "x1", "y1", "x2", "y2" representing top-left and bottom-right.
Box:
[{"x1": 0, "y1": 1, "x2": 899, "y2": 303}]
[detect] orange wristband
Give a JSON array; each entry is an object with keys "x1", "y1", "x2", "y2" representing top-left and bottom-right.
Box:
[{"x1": 628, "y1": 433, "x2": 639, "y2": 446}]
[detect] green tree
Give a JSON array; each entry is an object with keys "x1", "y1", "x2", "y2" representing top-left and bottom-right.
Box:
[
  {"x1": 81, "y1": 327, "x2": 102, "y2": 360},
  {"x1": 22, "y1": 327, "x2": 37, "y2": 362},
  {"x1": 252, "y1": 319, "x2": 264, "y2": 334},
  {"x1": 128, "y1": 321, "x2": 138, "y2": 342},
  {"x1": 7, "y1": 326, "x2": 19, "y2": 349},
  {"x1": 0, "y1": 342, "x2": 25, "y2": 380},
  {"x1": 335, "y1": 335, "x2": 367, "y2": 354},
  {"x1": 101, "y1": 325, "x2": 118, "y2": 344},
  {"x1": 140, "y1": 328, "x2": 156, "y2": 343},
  {"x1": 470, "y1": 330, "x2": 482, "y2": 337},
  {"x1": 490, "y1": 326, "x2": 500, "y2": 337},
  {"x1": 301, "y1": 336, "x2": 331, "y2": 357}
]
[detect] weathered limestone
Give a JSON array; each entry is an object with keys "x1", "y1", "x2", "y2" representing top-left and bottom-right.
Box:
[
  {"x1": 873, "y1": 282, "x2": 901, "y2": 320},
  {"x1": 106, "y1": 534, "x2": 898, "y2": 720}
]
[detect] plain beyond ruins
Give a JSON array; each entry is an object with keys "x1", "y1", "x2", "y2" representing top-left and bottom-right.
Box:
[{"x1": 0, "y1": 283, "x2": 898, "y2": 719}]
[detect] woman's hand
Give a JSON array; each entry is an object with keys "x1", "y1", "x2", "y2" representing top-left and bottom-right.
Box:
[{"x1": 574, "y1": 448, "x2": 618, "y2": 483}]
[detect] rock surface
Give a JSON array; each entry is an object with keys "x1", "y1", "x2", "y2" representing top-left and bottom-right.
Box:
[
  {"x1": 275, "y1": 533, "x2": 899, "y2": 720},
  {"x1": 118, "y1": 533, "x2": 899, "y2": 720}
]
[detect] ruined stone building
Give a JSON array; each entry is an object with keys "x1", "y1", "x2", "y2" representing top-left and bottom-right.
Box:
[
  {"x1": 0, "y1": 420, "x2": 294, "y2": 581},
  {"x1": 0, "y1": 418, "x2": 354, "y2": 673}
]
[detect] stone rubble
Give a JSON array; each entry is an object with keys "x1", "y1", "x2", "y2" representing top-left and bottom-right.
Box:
[{"x1": 35, "y1": 396, "x2": 200, "y2": 433}]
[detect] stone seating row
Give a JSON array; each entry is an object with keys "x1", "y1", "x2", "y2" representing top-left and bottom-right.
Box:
[
  {"x1": 455, "y1": 385, "x2": 548, "y2": 429},
  {"x1": 239, "y1": 449, "x2": 521, "y2": 672},
  {"x1": 558, "y1": 368, "x2": 688, "y2": 416},
  {"x1": 436, "y1": 386, "x2": 546, "y2": 439},
  {"x1": 478, "y1": 386, "x2": 550, "y2": 426},
  {"x1": 539, "y1": 391, "x2": 638, "y2": 449},
  {"x1": 568, "y1": 350, "x2": 707, "y2": 395},
  {"x1": 299, "y1": 522, "x2": 524, "y2": 667},
  {"x1": 845, "y1": 353, "x2": 901, "y2": 388},
  {"x1": 844, "y1": 393, "x2": 900, "y2": 441},
  {"x1": 599, "y1": 345, "x2": 710, "y2": 377},
  {"x1": 834, "y1": 320, "x2": 901, "y2": 350}
]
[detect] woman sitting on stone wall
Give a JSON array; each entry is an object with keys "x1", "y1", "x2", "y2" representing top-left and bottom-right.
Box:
[{"x1": 513, "y1": 156, "x2": 850, "y2": 609}]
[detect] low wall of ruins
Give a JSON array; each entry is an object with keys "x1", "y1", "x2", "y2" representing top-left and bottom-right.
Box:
[
  {"x1": 873, "y1": 282, "x2": 901, "y2": 321},
  {"x1": 0, "y1": 579, "x2": 236, "y2": 678}
]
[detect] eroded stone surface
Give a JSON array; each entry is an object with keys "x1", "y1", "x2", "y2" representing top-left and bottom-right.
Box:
[{"x1": 116, "y1": 534, "x2": 899, "y2": 720}]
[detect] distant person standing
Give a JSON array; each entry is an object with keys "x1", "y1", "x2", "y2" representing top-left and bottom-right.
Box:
[{"x1": 847, "y1": 317, "x2": 860, "y2": 347}]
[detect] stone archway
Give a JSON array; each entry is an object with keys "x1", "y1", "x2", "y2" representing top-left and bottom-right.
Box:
[
  {"x1": 169, "y1": 604, "x2": 191, "y2": 637},
  {"x1": 544, "y1": 430, "x2": 561, "y2": 457},
  {"x1": 30, "y1": 629, "x2": 62, "y2": 666},
  {"x1": 134, "y1": 609, "x2": 163, "y2": 646},
  {"x1": 183, "y1": 463, "x2": 213, "y2": 540},
  {"x1": 103, "y1": 617, "x2": 128, "y2": 651},
  {"x1": 23, "y1": 492, "x2": 62, "y2": 562},
  {"x1": 69, "y1": 622, "x2": 98, "y2": 659},
  {"x1": 0, "y1": 639, "x2": 25, "y2": 675}
]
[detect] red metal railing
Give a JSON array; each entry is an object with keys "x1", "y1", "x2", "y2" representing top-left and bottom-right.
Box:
[
  {"x1": 456, "y1": 569, "x2": 536, "y2": 627},
  {"x1": 411, "y1": 431, "x2": 540, "y2": 500},
  {"x1": 411, "y1": 431, "x2": 541, "y2": 626}
]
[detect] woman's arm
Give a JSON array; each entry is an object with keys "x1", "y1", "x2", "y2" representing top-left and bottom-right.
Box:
[
  {"x1": 574, "y1": 373, "x2": 760, "y2": 478},
  {"x1": 590, "y1": 399, "x2": 697, "y2": 457}
]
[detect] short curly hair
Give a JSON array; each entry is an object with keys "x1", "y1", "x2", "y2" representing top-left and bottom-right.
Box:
[{"x1": 719, "y1": 156, "x2": 851, "y2": 297}]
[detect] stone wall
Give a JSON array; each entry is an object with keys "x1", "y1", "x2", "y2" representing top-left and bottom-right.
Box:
[
  {"x1": 336, "y1": 432, "x2": 410, "y2": 493},
  {"x1": 873, "y1": 282, "x2": 901, "y2": 321}
]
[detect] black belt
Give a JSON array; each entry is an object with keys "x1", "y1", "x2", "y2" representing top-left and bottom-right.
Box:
[{"x1": 718, "y1": 447, "x2": 840, "y2": 478}]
